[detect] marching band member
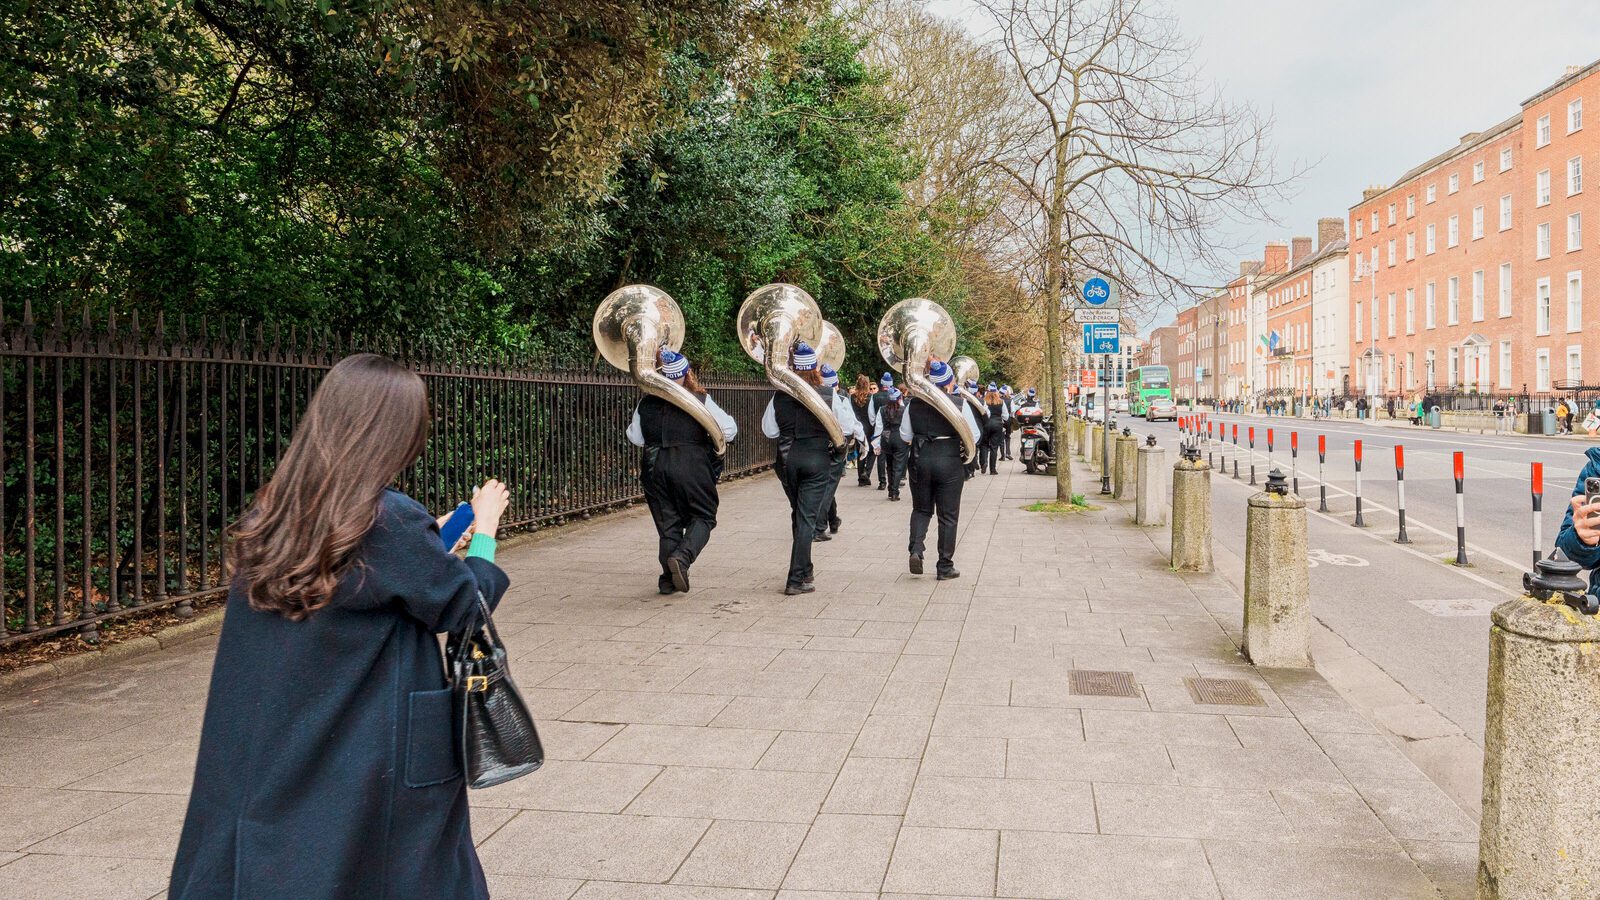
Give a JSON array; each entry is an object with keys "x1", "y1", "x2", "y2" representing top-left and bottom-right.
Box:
[
  {"x1": 626, "y1": 349, "x2": 739, "y2": 594},
  {"x1": 1000, "y1": 385, "x2": 1016, "y2": 460},
  {"x1": 902, "y1": 359, "x2": 980, "y2": 579},
  {"x1": 870, "y1": 387, "x2": 909, "y2": 501},
  {"x1": 980, "y1": 382, "x2": 1007, "y2": 475},
  {"x1": 963, "y1": 379, "x2": 989, "y2": 480},
  {"x1": 814, "y1": 365, "x2": 866, "y2": 541},
  {"x1": 850, "y1": 375, "x2": 877, "y2": 486},
  {"x1": 760, "y1": 342, "x2": 836, "y2": 595},
  {"x1": 869, "y1": 372, "x2": 895, "y2": 488}
]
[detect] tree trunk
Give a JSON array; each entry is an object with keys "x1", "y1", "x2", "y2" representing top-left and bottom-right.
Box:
[{"x1": 1045, "y1": 143, "x2": 1073, "y2": 504}]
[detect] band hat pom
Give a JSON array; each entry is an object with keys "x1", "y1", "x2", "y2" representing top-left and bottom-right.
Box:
[
  {"x1": 821, "y1": 364, "x2": 839, "y2": 386},
  {"x1": 886, "y1": 387, "x2": 902, "y2": 401},
  {"x1": 792, "y1": 342, "x2": 819, "y2": 371},
  {"x1": 880, "y1": 372, "x2": 895, "y2": 386},
  {"x1": 659, "y1": 348, "x2": 690, "y2": 379},
  {"x1": 988, "y1": 382, "x2": 997, "y2": 391},
  {"x1": 928, "y1": 359, "x2": 954, "y2": 387}
]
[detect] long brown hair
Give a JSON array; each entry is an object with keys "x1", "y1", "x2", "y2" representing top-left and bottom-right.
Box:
[
  {"x1": 850, "y1": 374, "x2": 872, "y2": 404},
  {"x1": 798, "y1": 367, "x2": 824, "y2": 387},
  {"x1": 679, "y1": 367, "x2": 706, "y2": 399},
  {"x1": 230, "y1": 354, "x2": 430, "y2": 621}
]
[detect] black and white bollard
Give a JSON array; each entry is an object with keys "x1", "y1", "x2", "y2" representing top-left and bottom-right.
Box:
[
  {"x1": 1248, "y1": 426, "x2": 1257, "y2": 486},
  {"x1": 1394, "y1": 445, "x2": 1411, "y2": 544},
  {"x1": 1353, "y1": 439, "x2": 1366, "y2": 527},
  {"x1": 1266, "y1": 427, "x2": 1274, "y2": 477},
  {"x1": 1290, "y1": 431, "x2": 1300, "y2": 495},
  {"x1": 1530, "y1": 463, "x2": 1544, "y2": 572},
  {"x1": 1317, "y1": 434, "x2": 1328, "y2": 513},
  {"x1": 1453, "y1": 451, "x2": 1468, "y2": 566}
]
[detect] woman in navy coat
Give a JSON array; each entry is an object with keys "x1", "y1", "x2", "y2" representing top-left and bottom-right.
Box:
[{"x1": 169, "y1": 354, "x2": 513, "y2": 900}]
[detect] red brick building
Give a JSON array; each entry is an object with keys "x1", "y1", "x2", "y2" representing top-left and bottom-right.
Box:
[{"x1": 1347, "y1": 60, "x2": 1600, "y2": 398}]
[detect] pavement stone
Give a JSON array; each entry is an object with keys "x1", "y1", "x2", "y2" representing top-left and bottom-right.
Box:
[{"x1": 0, "y1": 460, "x2": 1476, "y2": 897}]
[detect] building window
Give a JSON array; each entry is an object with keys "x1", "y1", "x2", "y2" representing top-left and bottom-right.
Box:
[
  {"x1": 1447, "y1": 276, "x2": 1460, "y2": 325},
  {"x1": 1425, "y1": 282, "x2": 1436, "y2": 329},
  {"x1": 1472, "y1": 206, "x2": 1484, "y2": 240},
  {"x1": 1499, "y1": 341, "x2": 1512, "y2": 388},
  {"x1": 1448, "y1": 173, "x2": 1459, "y2": 194},
  {"x1": 1387, "y1": 292, "x2": 1396, "y2": 337},
  {"x1": 1426, "y1": 184, "x2": 1437, "y2": 204},
  {"x1": 1537, "y1": 169, "x2": 1551, "y2": 206},
  {"x1": 1406, "y1": 195, "x2": 1416, "y2": 217},
  {"x1": 1538, "y1": 114, "x2": 1552, "y2": 147},
  {"x1": 1569, "y1": 213, "x2": 1583, "y2": 251},
  {"x1": 1406, "y1": 351, "x2": 1416, "y2": 389},
  {"x1": 1500, "y1": 263, "x2": 1512, "y2": 317},
  {"x1": 1537, "y1": 222, "x2": 1552, "y2": 259},
  {"x1": 1500, "y1": 194, "x2": 1512, "y2": 230},
  {"x1": 1387, "y1": 239, "x2": 1396, "y2": 266},
  {"x1": 1570, "y1": 97, "x2": 1584, "y2": 133},
  {"x1": 1426, "y1": 223, "x2": 1436, "y2": 254},
  {"x1": 1537, "y1": 277, "x2": 1552, "y2": 335},
  {"x1": 1473, "y1": 161, "x2": 1485, "y2": 183},
  {"x1": 1537, "y1": 349, "x2": 1552, "y2": 392},
  {"x1": 1387, "y1": 203, "x2": 1397, "y2": 225},
  {"x1": 1355, "y1": 219, "x2": 1363, "y2": 239},
  {"x1": 1472, "y1": 270, "x2": 1485, "y2": 321},
  {"x1": 1447, "y1": 215, "x2": 1459, "y2": 247},
  {"x1": 1569, "y1": 271, "x2": 1584, "y2": 332},
  {"x1": 1355, "y1": 301, "x2": 1362, "y2": 342},
  {"x1": 1568, "y1": 347, "x2": 1583, "y2": 384},
  {"x1": 1500, "y1": 147, "x2": 1513, "y2": 171},
  {"x1": 1405, "y1": 288, "x2": 1416, "y2": 333},
  {"x1": 1569, "y1": 156, "x2": 1583, "y2": 195},
  {"x1": 1448, "y1": 347, "x2": 1459, "y2": 387},
  {"x1": 1370, "y1": 211, "x2": 1378, "y2": 232},
  {"x1": 1426, "y1": 349, "x2": 1437, "y2": 388}
]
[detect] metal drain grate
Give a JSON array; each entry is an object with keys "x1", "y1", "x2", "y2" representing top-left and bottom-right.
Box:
[
  {"x1": 1069, "y1": 670, "x2": 1139, "y2": 698},
  {"x1": 1184, "y1": 676, "x2": 1265, "y2": 707}
]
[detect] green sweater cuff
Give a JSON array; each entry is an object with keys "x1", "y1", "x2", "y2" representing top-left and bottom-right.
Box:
[{"x1": 466, "y1": 533, "x2": 497, "y2": 562}]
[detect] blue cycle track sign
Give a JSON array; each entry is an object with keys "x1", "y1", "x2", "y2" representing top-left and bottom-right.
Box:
[
  {"x1": 1082, "y1": 323, "x2": 1120, "y2": 355},
  {"x1": 1082, "y1": 277, "x2": 1113, "y2": 306}
]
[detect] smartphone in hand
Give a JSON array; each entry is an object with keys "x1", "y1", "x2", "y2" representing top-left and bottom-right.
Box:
[{"x1": 439, "y1": 501, "x2": 475, "y2": 549}]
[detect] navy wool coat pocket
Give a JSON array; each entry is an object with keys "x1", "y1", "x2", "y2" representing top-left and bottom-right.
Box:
[{"x1": 169, "y1": 488, "x2": 511, "y2": 900}]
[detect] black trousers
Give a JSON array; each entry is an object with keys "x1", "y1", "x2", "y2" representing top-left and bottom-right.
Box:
[
  {"x1": 815, "y1": 453, "x2": 846, "y2": 536},
  {"x1": 1002, "y1": 422, "x2": 1013, "y2": 457},
  {"x1": 857, "y1": 440, "x2": 877, "y2": 484},
  {"x1": 876, "y1": 444, "x2": 888, "y2": 486},
  {"x1": 641, "y1": 446, "x2": 720, "y2": 578},
  {"x1": 880, "y1": 436, "x2": 908, "y2": 497},
  {"x1": 979, "y1": 426, "x2": 1002, "y2": 473},
  {"x1": 777, "y1": 443, "x2": 833, "y2": 587},
  {"x1": 909, "y1": 444, "x2": 964, "y2": 572}
]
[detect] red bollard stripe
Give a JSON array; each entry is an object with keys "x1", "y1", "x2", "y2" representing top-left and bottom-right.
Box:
[
  {"x1": 1291, "y1": 431, "x2": 1298, "y2": 450},
  {"x1": 1453, "y1": 451, "x2": 1464, "y2": 482},
  {"x1": 1354, "y1": 439, "x2": 1363, "y2": 462},
  {"x1": 1318, "y1": 434, "x2": 1326, "y2": 454},
  {"x1": 1532, "y1": 461, "x2": 1543, "y2": 495},
  {"x1": 1395, "y1": 445, "x2": 1405, "y2": 469}
]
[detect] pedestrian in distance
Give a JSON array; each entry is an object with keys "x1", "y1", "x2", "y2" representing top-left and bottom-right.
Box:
[
  {"x1": 626, "y1": 349, "x2": 739, "y2": 594},
  {"x1": 980, "y1": 382, "x2": 1006, "y2": 474},
  {"x1": 813, "y1": 364, "x2": 866, "y2": 542},
  {"x1": 169, "y1": 353, "x2": 514, "y2": 900},
  {"x1": 999, "y1": 385, "x2": 1016, "y2": 460},
  {"x1": 850, "y1": 375, "x2": 877, "y2": 486},
  {"x1": 1584, "y1": 401, "x2": 1600, "y2": 438},
  {"x1": 903, "y1": 358, "x2": 981, "y2": 580},
  {"x1": 760, "y1": 342, "x2": 846, "y2": 595},
  {"x1": 871, "y1": 386, "x2": 910, "y2": 500}
]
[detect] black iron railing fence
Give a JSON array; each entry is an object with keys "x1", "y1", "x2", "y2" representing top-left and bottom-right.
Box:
[{"x1": 1, "y1": 307, "x2": 774, "y2": 649}]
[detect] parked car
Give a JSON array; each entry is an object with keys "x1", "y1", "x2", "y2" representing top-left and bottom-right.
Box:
[{"x1": 1145, "y1": 397, "x2": 1178, "y2": 421}]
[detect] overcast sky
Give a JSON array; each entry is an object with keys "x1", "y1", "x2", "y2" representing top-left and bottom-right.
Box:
[{"x1": 926, "y1": 0, "x2": 1600, "y2": 331}]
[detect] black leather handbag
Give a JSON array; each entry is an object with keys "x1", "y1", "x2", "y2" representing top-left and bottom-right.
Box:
[{"x1": 447, "y1": 592, "x2": 544, "y2": 789}]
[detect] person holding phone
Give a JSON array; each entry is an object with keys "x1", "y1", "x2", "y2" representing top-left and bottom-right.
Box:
[
  {"x1": 170, "y1": 354, "x2": 513, "y2": 900},
  {"x1": 1556, "y1": 452, "x2": 1600, "y2": 606},
  {"x1": 626, "y1": 349, "x2": 738, "y2": 594}
]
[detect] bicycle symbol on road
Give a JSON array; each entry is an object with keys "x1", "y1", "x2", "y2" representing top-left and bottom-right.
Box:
[{"x1": 1306, "y1": 548, "x2": 1368, "y2": 569}]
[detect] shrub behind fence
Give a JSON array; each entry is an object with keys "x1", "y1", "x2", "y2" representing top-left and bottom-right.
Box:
[{"x1": 1, "y1": 308, "x2": 774, "y2": 649}]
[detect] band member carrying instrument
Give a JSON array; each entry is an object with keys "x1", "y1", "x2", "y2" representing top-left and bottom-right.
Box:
[
  {"x1": 814, "y1": 364, "x2": 866, "y2": 541},
  {"x1": 870, "y1": 387, "x2": 909, "y2": 500},
  {"x1": 625, "y1": 349, "x2": 738, "y2": 593},
  {"x1": 904, "y1": 359, "x2": 980, "y2": 578},
  {"x1": 595, "y1": 285, "x2": 735, "y2": 596}
]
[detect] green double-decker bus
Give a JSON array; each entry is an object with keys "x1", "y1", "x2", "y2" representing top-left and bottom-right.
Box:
[{"x1": 1128, "y1": 365, "x2": 1173, "y2": 416}]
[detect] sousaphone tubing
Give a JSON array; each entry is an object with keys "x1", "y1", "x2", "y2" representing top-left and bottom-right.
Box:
[
  {"x1": 593, "y1": 284, "x2": 726, "y2": 456},
  {"x1": 877, "y1": 298, "x2": 976, "y2": 462},
  {"x1": 737, "y1": 284, "x2": 846, "y2": 449}
]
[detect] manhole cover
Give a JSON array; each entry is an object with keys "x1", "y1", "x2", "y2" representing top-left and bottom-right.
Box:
[
  {"x1": 1070, "y1": 670, "x2": 1139, "y2": 698},
  {"x1": 1184, "y1": 676, "x2": 1265, "y2": 707}
]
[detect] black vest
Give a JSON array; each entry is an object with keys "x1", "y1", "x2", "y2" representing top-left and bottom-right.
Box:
[
  {"x1": 638, "y1": 394, "x2": 710, "y2": 449},
  {"x1": 880, "y1": 398, "x2": 906, "y2": 434},
  {"x1": 773, "y1": 386, "x2": 835, "y2": 448},
  {"x1": 908, "y1": 397, "x2": 961, "y2": 440}
]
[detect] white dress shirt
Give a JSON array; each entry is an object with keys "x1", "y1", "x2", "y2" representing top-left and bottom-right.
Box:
[
  {"x1": 761, "y1": 388, "x2": 862, "y2": 443},
  {"x1": 898, "y1": 392, "x2": 981, "y2": 444},
  {"x1": 627, "y1": 394, "x2": 739, "y2": 447}
]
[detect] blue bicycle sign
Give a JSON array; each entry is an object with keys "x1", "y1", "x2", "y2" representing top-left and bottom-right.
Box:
[{"x1": 1082, "y1": 277, "x2": 1113, "y2": 306}]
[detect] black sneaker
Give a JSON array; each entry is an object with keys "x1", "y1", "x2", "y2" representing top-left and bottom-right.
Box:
[
  {"x1": 909, "y1": 554, "x2": 924, "y2": 575},
  {"x1": 829, "y1": 518, "x2": 841, "y2": 534},
  {"x1": 877, "y1": 483, "x2": 887, "y2": 491},
  {"x1": 889, "y1": 494, "x2": 901, "y2": 501},
  {"x1": 937, "y1": 568, "x2": 961, "y2": 581},
  {"x1": 658, "y1": 575, "x2": 676, "y2": 595},
  {"x1": 667, "y1": 557, "x2": 690, "y2": 593},
  {"x1": 858, "y1": 479, "x2": 871, "y2": 486},
  {"x1": 784, "y1": 582, "x2": 816, "y2": 595},
  {"x1": 813, "y1": 532, "x2": 832, "y2": 542}
]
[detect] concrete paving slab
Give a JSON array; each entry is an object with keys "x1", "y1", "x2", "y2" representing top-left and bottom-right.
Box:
[
  {"x1": 996, "y1": 830, "x2": 1220, "y2": 899},
  {"x1": 671, "y1": 820, "x2": 809, "y2": 889}
]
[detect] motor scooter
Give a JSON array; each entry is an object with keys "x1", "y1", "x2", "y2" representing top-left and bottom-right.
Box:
[{"x1": 1015, "y1": 406, "x2": 1052, "y2": 474}]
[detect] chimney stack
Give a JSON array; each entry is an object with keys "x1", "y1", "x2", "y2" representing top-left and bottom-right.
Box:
[
  {"x1": 1317, "y1": 217, "x2": 1345, "y2": 250},
  {"x1": 1290, "y1": 236, "x2": 1314, "y2": 266},
  {"x1": 1262, "y1": 242, "x2": 1289, "y2": 274},
  {"x1": 1361, "y1": 185, "x2": 1387, "y2": 201}
]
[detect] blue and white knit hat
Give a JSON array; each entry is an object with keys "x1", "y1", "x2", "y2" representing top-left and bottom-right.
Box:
[
  {"x1": 659, "y1": 348, "x2": 689, "y2": 380},
  {"x1": 792, "y1": 341, "x2": 819, "y2": 371},
  {"x1": 886, "y1": 387, "x2": 902, "y2": 401},
  {"x1": 929, "y1": 359, "x2": 955, "y2": 387},
  {"x1": 988, "y1": 382, "x2": 997, "y2": 391},
  {"x1": 880, "y1": 372, "x2": 895, "y2": 387},
  {"x1": 966, "y1": 379, "x2": 979, "y2": 391},
  {"x1": 821, "y1": 364, "x2": 839, "y2": 387},
  {"x1": 1002, "y1": 384, "x2": 1012, "y2": 394},
  {"x1": 1027, "y1": 387, "x2": 1037, "y2": 397}
]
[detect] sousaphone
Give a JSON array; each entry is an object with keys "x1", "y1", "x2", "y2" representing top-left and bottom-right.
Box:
[
  {"x1": 951, "y1": 355, "x2": 984, "y2": 410},
  {"x1": 877, "y1": 299, "x2": 977, "y2": 462},
  {"x1": 815, "y1": 321, "x2": 847, "y2": 374},
  {"x1": 737, "y1": 284, "x2": 846, "y2": 449},
  {"x1": 593, "y1": 284, "x2": 726, "y2": 456}
]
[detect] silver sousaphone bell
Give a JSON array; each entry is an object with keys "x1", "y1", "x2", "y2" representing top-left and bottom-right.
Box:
[
  {"x1": 815, "y1": 321, "x2": 847, "y2": 374},
  {"x1": 737, "y1": 284, "x2": 846, "y2": 449},
  {"x1": 951, "y1": 356, "x2": 984, "y2": 410},
  {"x1": 593, "y1": 284, "x2": 727, "y2": 456},
  {"x1": 877, "y1": 299, "x2": 977, "y2": 462}
]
